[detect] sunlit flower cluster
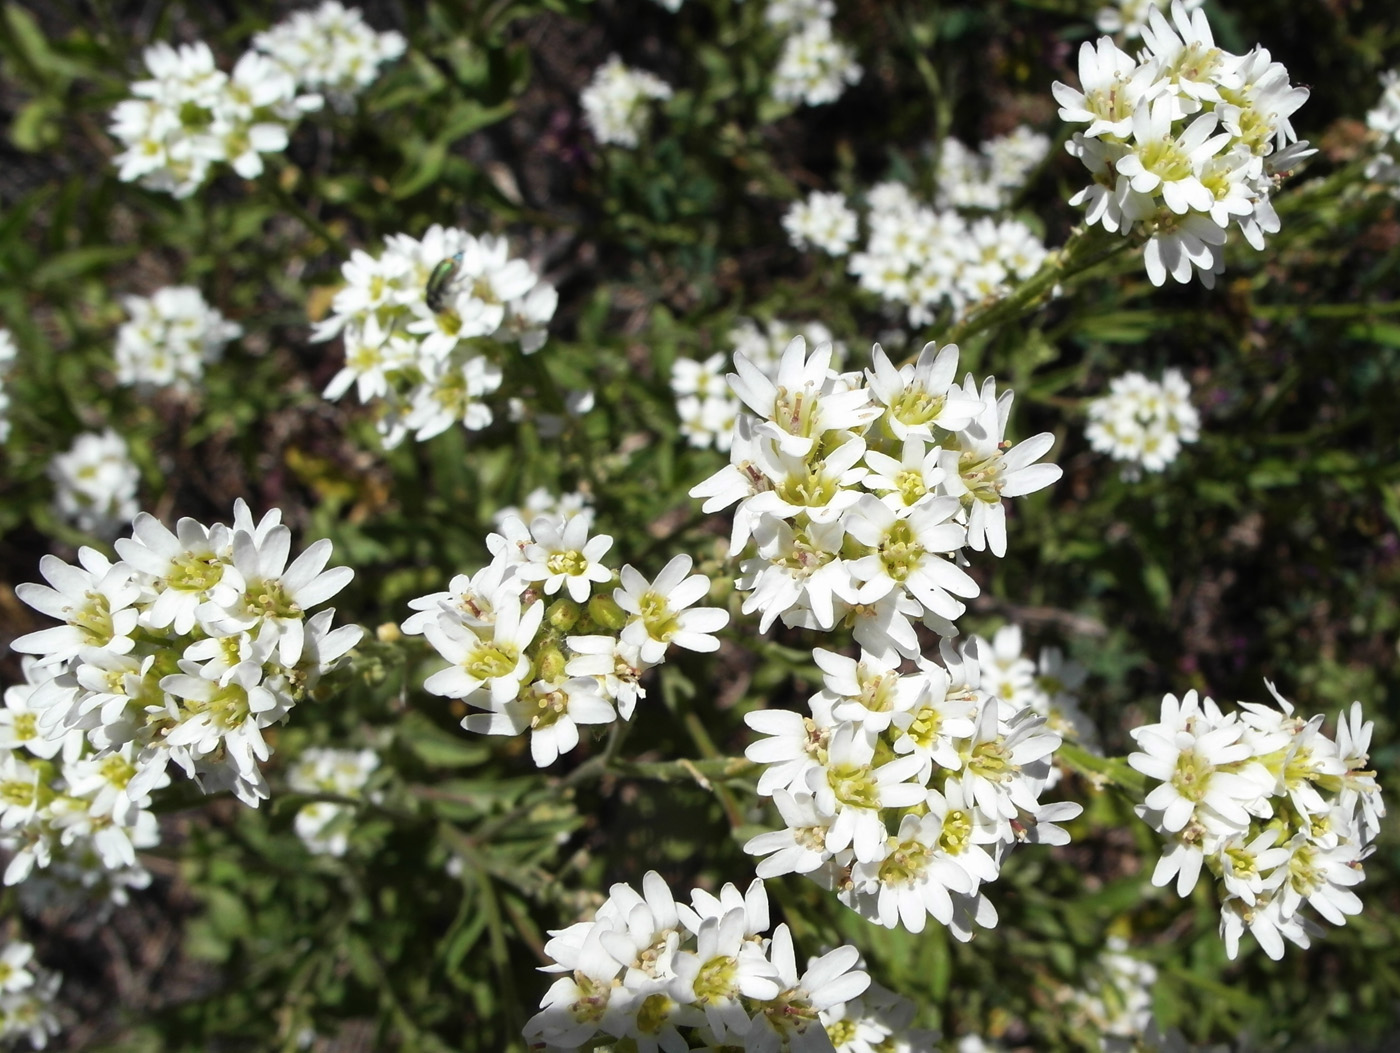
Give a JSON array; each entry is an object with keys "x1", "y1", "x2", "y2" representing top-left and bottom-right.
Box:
[
  {"x1": 580, "y1": 56, "x2": 673, "y2": 148},
  {"x1": 404, "y1": 517, "x2": 728, "y2": 767},
  {"x1": 0, "y1": 328, "x2": 16, "y2": 443},
  {"x1": 1365, "y1": 69, "x2": 1400, "y2": 196},
  {"x1": 844, "y1": 182, "x2": 1049, "y2": 326},
  {"x1": 1056, "y1": 1, "x2": 1311, "y2": 287},
  {"x1": 109, "y1": 40, "x2": 322, "y2": 198},
  {"x1": 286, "y1": 746, "x2": 379, "y2": 856},
  {"x1": 771, "y1": 17, "x2": 863, "y2": 107},
  {"x1": 1129, "y1": 684, "x2": 1383, "y2": 959},
  {"x1": 691, "y1": 337, "x2": 1062, "y2": 651},
  {"x1": 314, "y1": 224, "x2": 557, "y2": 448},
  {"x1": 0, "y1": 656, "x2": 162, "y2": 900},
  {"x1": 742, "y1": 633, "x2": 1080, "y2": 940},
  {"x1": 10, "y1": 500, "x2": 361, "y2": 820},
  {"x1": 1094, "y1": 0, "x2": 1204, "y2": 41},
  {"x1": 114, "y1": 286, "x2": 242, "y2": 389},
  {"x1": 936, "y1": 126, "x2": 1051, "y2": 210},
  {"x1": 48, "y1": 430, "x2": 140, "y2": 538},
  {"x1": 0, "y1": 940, "x2": 61, "y2": 1049},
  {"x1": 672, "y1": 319, "x2": 845, "y2": 452},
  {"x1": 252, "y1": 1, "x2": 406, "y2": 111},
  {"x1": 525, "y1": 868, "x2": 883, "y2": 1052},
  {"x1": 1086, "y1": 369, "x2": 1199, "y2": 477}
]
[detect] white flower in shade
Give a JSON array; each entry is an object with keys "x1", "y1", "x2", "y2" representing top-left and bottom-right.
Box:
[
  {"x1": 771, "y1": 18, "x2": 862, "y2": 107},
  {"x1": 580, "y1": 56, "x2": 672, "y2": 148},
  {"x1": 48, "y1": 430, "x2": 141, "y2": 537},
  {"x1": 286, "y1": 746, "x2": 379, "y2": 856},
  {"x1": 744, "y1": 789, "x2": 839, "y2": 879},
  {"x1": 114, "y1": 286, "x2": 241, "y2": 388},
  {"x1": 783, "y1": 191, "x2": 859, "y2": 256},
  {"x1": 253, "y1": 0, "x2": 405, "y2": 107},
  {"x1": 615, "y1": 555, "x2": 729, "y2": 665}
]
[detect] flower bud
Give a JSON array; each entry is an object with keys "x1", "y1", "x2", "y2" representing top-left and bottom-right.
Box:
[{"x1": 587, "y1": 594, "x2": 628, "y2": 632}]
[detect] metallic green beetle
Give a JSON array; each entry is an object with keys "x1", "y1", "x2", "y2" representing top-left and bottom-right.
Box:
[{"x1": 425, "y1": 250, "x2": 465, "y2": 313}]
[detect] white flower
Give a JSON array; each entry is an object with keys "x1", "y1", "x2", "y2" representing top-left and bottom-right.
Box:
[
  {"x1": 516, "y1": 515, "x2": 615, "y2": 602},
  {"x1": 580, "y1": 56, "x2": 672, "y2": 148},
  {"x1": 114, "y1": 286, "x2": 240, "y2": 388},
  {"x1": 253, "y1": 0, "x2": 404, "y2": 107},
  {"x1": 48, "y1": 430, "x2": 141, "y2": 537},
  {"x1": 772, "y1": 18, "x2": 862, "y2": 107},
  {"x1": 784, "y1": 191, "x2": 859, "y2": 256},
  {"x1": 615, "y1": 555, "x2": 729, "y2": 665}
]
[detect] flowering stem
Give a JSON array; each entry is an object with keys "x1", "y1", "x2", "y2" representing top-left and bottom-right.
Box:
[
  {"x1": 932, "y1": 225, "x2": 1134, "y2": 353},
  {"x1": 609, "y1": 755, "x2": 758, "y2": 786},
  {"x1": 1056, "y1": 742, "x2": 1149, "y2": 800}
]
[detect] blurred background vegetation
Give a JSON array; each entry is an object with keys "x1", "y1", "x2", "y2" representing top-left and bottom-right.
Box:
[{"x1": 1, "y1": 0, "x2": 1399, "y2": 1049}]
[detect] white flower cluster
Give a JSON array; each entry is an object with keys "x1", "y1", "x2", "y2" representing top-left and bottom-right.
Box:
[
  {"x1": 252, "y1": 1, "x2": 406, "y2": 111},
  {"x1": 0, "y1": 940, "x2": 61, "y2": 1050},
  {"x1": 1066, "y1": 937, "x2": 1158, "y2": 1051},
  {"x1": 0, "y1": 657, "x2": 163, "y2": 900},
  {"x1": 783, "y1": 191, "x2": 860, "y2": 257},
  {"x1": 0, "y1": 328, "x2": 16, "y2": 443},
  {"x1": 975, "y1": 624, "x2": 1097, "y2": 759},
  {"x1": 845, "y1": 182, "x2": 1048, "y2": 326},
  {"x1": 493, "y1": 487, "x2": 594, "y2": 534},
  {"x1": 580, "y1": 56, "x2": 673, "y2": 149},
  {"x1": 404, "y1": 517, "x2": 728, "y2": 767},
  {"x1": 1095, "y1": 0, "x2": 1204, "y2": 40},
  {"x1": 1055, "y1": 1, "x2": 1311, "y2": 287},
  {"x1": 672, "y1": 319, "x2": 845, "y2": 452},
  {"x1": 114, "y1": 286, "x2": 242, "y2": 389},
  {"x1": 314, "y1": 225, "x2": 557, "y2": 448},
  {"x1": 286, "y1": 746, "x2": 379, "y2": 856},
  {"x1": 1365, "y1": 70, "x2": 1400, "y2": 196},
  {"x1": 48, "y1": 430, "x2": 140, "y2": 538},
  {"x1": 1086, "y1": 369, "x2": 1199, "y2": 477},
  {"x1": 10, "y1": 500, "x2": 361, "y2": 813},
  {"x1": 1128, "y1": 684, "x2": 1384, "y2": 960},
  {"x1": 109, "y1": 41, "x2": 322, "y2": 198},
  {"x1": 690, "y1": 338, "x2": 1062, "y2": 652},
  {"x1": 766, "y1": 0, "x2": 835, "y2": 29},
  {"x1": 936, "y1": 126, "x2": 1051, "y2": 210},
  {"x1": 742, "y1": 634, "x2": 1081, "y2": 940},
  {"x1": 772, "y1": 16, "x2": 862, "y2": 108},
  {"x1": 525, "y1": 868, "x2": 886, "y2": 1052}
]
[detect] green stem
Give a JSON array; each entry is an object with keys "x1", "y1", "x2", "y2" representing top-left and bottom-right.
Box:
[
  {"x1": 1057, "y1": 741, "x2": 1149, "y2": 800},
  {"x1": 930, "y1": 225, "x2": 1133, "y2": 354}
]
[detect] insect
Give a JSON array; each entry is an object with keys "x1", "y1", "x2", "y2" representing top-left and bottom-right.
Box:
[{"x1": 425, "y1": 250, "x2": 465, "y2": 313}]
